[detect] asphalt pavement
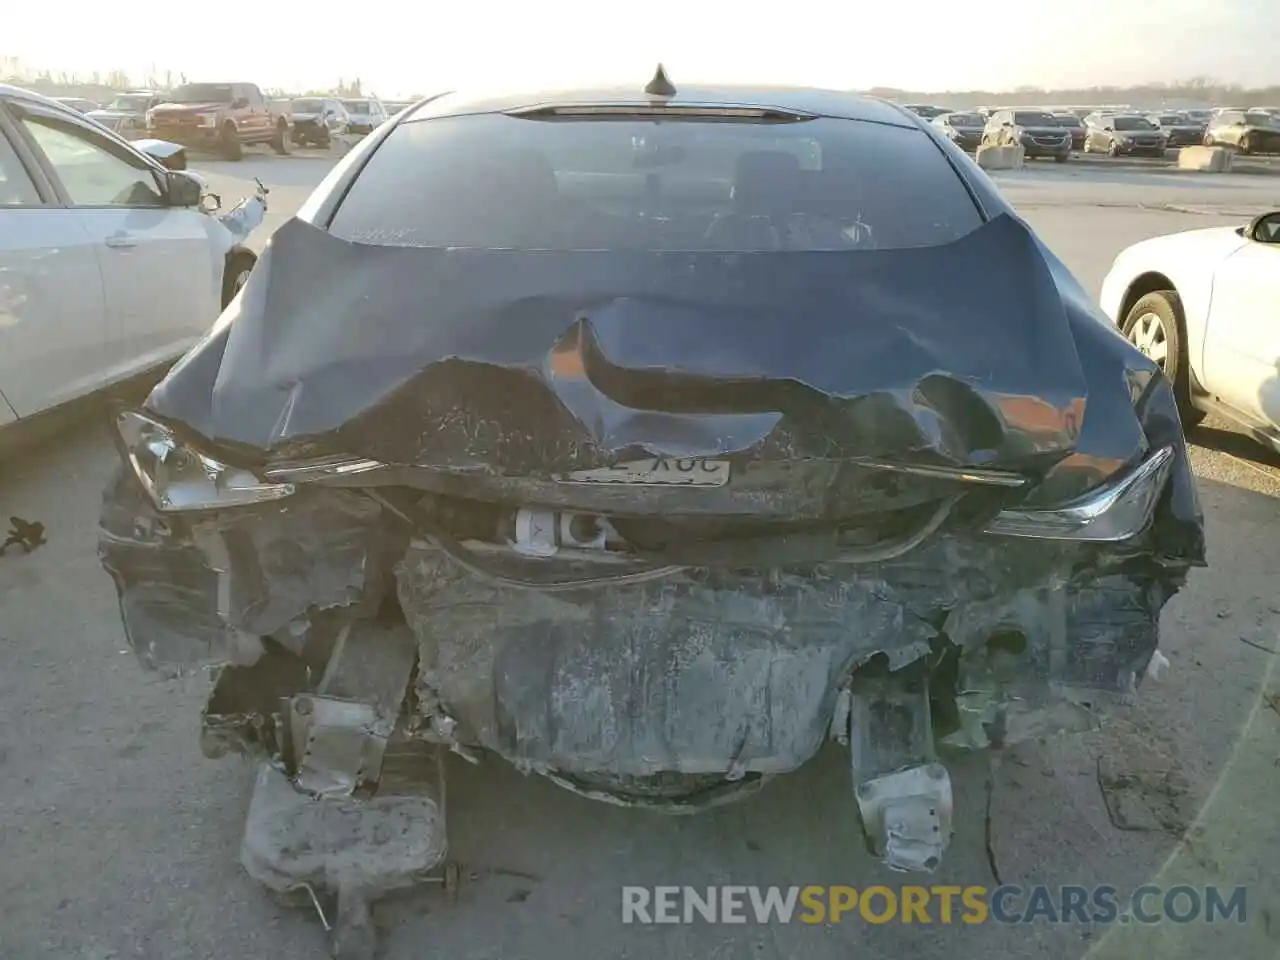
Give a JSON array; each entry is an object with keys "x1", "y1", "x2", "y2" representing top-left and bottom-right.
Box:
[{"x1": 1, "y1": 152, "x2": 1278, "y2": 960}]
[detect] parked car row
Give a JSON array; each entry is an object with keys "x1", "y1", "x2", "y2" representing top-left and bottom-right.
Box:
[
  {"x1": 339, "y1": 96, "x2": 390, "y2": 134},
  {"x1": 925, "y1": 103, "x2": 1280, "y2": 161},
  {"x1": 1052, "y1": 113, "x2": 1087, "y2": 150},
  {"x1": 40, "y1": 86, "x2": 414, "y2": 158},
  {"x1": 289, "y1": 96, "x2": 350, "y2": 148},
  {"x1": 146, "y1": 82, "x2": 294, "y2": 161},
  {"x1": 979, "y1": 108, "x2": 1073, "y2": 161},
  {"x1": 285, "y1": 96, "x2": 401, "y2": 148},
  {"x1": 1079, "y1": 112, "x2": 1168, "y2": 157},
  {"x1": 87, "y1": 91, "x2": 165, "y2": 139},
  {"x1": 919, "y1": 99, "x2": 1280, "y2": 160},
  {"x1": 1203, "y1": 109, "x2": 1280, "y2": 154}
]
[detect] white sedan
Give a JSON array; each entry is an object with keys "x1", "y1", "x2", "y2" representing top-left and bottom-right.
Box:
[
  {"x1": 1100, "y1": 210, "x2": 1280, "y2": 444},
  {"x1": 0, "y1": 85, "x2": 265, "y2": 429}
]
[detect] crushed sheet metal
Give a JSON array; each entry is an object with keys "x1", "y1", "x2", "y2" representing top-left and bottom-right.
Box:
[
  {"x1": 146, "y1": 213, "x2": 1092, "y2": 473},
  {"x1": 216, "y1": 194, "x2": 267, "y2": 245},
  {"x1": 395, "y1": 527, "x2": 1182, "y2": 797},
  {"x1": 854, "y1": 764, "x2": 954, "y2": 873},
  {"x1": 288, "y1": 621, "x2": 418, "y2": 797},
  {"x1": 290, "y1": 696, "x2": 382, "y2": 797},
  {"x1": 99, "y1": 468, "x2": 395, "y2": 674}
]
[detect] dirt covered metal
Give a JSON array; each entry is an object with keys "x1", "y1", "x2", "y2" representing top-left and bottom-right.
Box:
[
  {"x1": 103, "y1": 201, "x2": 1207, "y2": 796},
  {"x1": 148, "y1": 213, "x2": 1093, "y2": 470}
]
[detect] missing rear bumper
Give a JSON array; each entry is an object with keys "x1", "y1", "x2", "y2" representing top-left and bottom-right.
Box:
[{"x1": 98, "y1": 458, "x2": 1193, "y2": 888}]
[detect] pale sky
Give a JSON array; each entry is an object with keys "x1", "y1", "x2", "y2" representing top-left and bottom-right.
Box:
[{"x1": 6, "y1": 0, "x2": 1279, "y2": 98}]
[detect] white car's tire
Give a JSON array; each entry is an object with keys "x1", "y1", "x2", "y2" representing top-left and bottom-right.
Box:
[
  {"x1": 1122, "y1": 290, "x2": 1204, "y2": 428},
  {"x1": 222, "y1": 251, "x2": 257, "y2": 309}
]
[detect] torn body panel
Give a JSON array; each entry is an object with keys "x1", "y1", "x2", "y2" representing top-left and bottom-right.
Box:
[
  {"x1": 98, "y1": 466, "x2": 397, "y2": 676},
  {"x1": 188, "y1": 175, "x2": 268, "y2": 291},
  {"x1": 97, "y1": 242, "x2": 1204, "y2": 800},
  {"x1": 102, "y1": 450, "x2": 1187, "y2": 780},
  {"x1": 146, "y1": 214, "x2": 1090, "y2": 474},
  {"x1": 393, "y1": 532, "x2": 1173, "y2": 789},
  {"x1": 214, "y1": 193, "x2": 267, "y2": 247}
]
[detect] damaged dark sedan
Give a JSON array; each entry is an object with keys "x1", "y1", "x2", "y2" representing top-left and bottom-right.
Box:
[{"x1": 98, "y1": 72, "x2": 1205, "y2": 956}]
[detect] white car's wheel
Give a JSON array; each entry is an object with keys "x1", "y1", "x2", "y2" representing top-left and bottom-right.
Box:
[
  {"x1": 221, "y1": 251, "x2": 258, "y2": 308},
  {"x1": 1128, "y1": 310, "x2": 1169, "y2": 368},
  {"x1": 1122, "y1": 290, "x2": 1204, "y2": 428}
]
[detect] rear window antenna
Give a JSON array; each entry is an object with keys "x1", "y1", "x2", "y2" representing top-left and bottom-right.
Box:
[{"x1": 644, "y1": 63, "x2": 676, "y2": 98}]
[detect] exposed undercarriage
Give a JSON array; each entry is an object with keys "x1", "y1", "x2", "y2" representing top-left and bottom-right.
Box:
[{"x1": 100, "y1": 457, "x2": 1188, "y2": 956}]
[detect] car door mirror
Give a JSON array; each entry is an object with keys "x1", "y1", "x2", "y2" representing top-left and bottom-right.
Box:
[
  {"x1": 135, "y1": 138, "x2": 188, "y2": 170},
  {"x1": 1247, "y1": 211, "x2": 1280, "y2": 243},
  {"x1": 165, "y1": 170, "x2": 203, "y2": 207},
  {"x1": 1103, "y1": 125, "x2": 1114, "y2": 131}
]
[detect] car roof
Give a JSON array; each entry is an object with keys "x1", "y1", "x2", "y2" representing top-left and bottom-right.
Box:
[
  {"x1": 0, "y1": 83, "x2": 84, "y2": 109},
  {"x1": 406, "y1": 84, "x2": 920, "y2": 127}
]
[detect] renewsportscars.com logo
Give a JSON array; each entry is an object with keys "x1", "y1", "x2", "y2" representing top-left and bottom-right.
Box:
[{"x1": 621, "y1": 885, "x2": 1247, "y2": 925}]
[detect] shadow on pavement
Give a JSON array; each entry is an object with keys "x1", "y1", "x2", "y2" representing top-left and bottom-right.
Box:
[{"x1": 1189, "y1": 424, "x2": 1280, "y2": 469}]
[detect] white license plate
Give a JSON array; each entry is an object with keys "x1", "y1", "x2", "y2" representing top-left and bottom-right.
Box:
[{"x1": 561, "y1": 457, "x2": 730, "y2": 487}]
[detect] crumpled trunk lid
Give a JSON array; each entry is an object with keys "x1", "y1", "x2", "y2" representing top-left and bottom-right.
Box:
[{"x1": 147, "y1": 214, "x2": 1087, "y2": 480}]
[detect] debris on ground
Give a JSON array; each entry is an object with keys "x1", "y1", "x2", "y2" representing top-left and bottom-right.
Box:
[
  {"x1": 1, "y1": 516, "x2": 45, "y2": 556},
  {"x1": 1095, "y1": 733, "x2": 1196, "y2": 835}
]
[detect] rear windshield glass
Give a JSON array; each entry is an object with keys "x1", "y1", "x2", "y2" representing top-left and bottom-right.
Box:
[
  {"x1": 1053, "y1": 116, "x2": 1082, "y2": 127},
  {"x1": 1244, "y1": 112, "x2": 1277, "y2": 127},
  {"x1": 293, "y1": 99, "x2": 325, "y2": 112},
  {"x1": 344, "y1": 101, "x2": 371, "y2": 114},
  {"x1": 1013, "y1": 112, "x2": 1057, "y2": 126},
  {"x1": 947, "y1": 113, "x2": 984, "y2": 126},
  {"x1": 1157, "y1": 115, "x2": 1183, "y2": 124},
  {"x1": 328, "y1": 113, "x2": 983, "y2": 252}
]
